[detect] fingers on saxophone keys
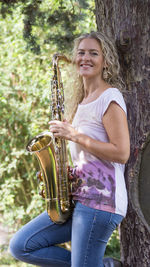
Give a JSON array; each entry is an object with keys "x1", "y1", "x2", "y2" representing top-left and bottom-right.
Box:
[
  {"x1": 49, "y1": 128, "x2": 60, "y2": 136},
  {"x1": 49, "y1": 120, "x2": 60, "y2": 125},
  {"x1": 49, "y1": 120, "x2": 67, "y2": 127},
  {"x1": 49, "y1": 124, "x2": 57, "y2": 132},
  {"x1": 49, "y1": 120, "x2": 59, "y2": 132}
]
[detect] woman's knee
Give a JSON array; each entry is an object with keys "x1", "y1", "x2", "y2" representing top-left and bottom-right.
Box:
[
  {"x1": 9, "y1": 231, "x2": 26, "y2": 260},
  {"x1": 9, "y1": 212, "x2": 50, "y2": 260}
]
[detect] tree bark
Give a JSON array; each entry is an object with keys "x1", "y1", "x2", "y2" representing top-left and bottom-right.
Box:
[{"x1": 95, "y1": 1, "x2": 150, "y2": 266}]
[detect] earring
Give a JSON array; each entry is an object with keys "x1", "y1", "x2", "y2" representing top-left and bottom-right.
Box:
[{"x1": 103, "y1": 67, "x2": 108, "y2": 80}]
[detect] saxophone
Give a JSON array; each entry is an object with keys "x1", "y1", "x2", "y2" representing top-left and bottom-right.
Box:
[{"x1": 26, "y1": 54, "x2": 72, "y2": 224}]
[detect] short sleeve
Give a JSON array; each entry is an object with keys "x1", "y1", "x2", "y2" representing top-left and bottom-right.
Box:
[{"x1": 101, "y1": 88, "x2": 127, "y2": 117}]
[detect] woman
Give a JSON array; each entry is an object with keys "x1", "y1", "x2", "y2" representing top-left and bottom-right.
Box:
[{"x1": 9, "y1": 31, "x2": 130, "y2": 267}]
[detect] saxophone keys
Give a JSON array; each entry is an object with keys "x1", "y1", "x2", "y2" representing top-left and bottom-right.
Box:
[
  {"x1": 39, "y1": 188, "x2": 45, "y2": 199},
  {"x1": 36, "y1": 171, "x2": 43, "y2": 182}
]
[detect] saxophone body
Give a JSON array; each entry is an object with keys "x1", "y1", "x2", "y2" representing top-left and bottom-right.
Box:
[{"x1": 26, "y1": 54, "x2": 72, "y2": 224}]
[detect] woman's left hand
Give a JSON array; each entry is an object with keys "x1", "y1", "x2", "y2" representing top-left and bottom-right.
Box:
[{"x1": 49, "y1": 120, "x2": 78, "y2": 141}]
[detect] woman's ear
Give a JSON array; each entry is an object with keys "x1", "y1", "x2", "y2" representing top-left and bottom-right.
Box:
[
  {"x1": 103, "y1": 59, "x2": 108, "y2": 68},
  {"x1": 102, "y1": 60, "x2": 109, "y2": 80}
]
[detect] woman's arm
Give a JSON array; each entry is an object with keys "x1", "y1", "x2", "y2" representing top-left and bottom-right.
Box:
[{"x1": 49, "y1": 102, "x2": 130, "y2": 164}]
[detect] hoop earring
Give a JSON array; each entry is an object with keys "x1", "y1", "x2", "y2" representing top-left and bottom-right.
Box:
[{"x1": 103, "y1": 67, "x2": 108, "y2": 80}]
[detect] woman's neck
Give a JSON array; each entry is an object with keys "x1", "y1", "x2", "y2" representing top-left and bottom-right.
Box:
[{"x1": 83, "y1": 76, "x2": 109, "y2": 98}]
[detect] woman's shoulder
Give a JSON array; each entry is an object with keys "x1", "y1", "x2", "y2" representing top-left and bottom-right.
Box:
[
  {"x1": 99, "y1": 87, "x2": 127, "y2": 115},
  {"x1": 100, "y1": 87, "x2": 124, "y2": 101},
  {"x1": 97, "y1": 87, "x2": 123, "y2": 103},
  {"x1": 102, "y1": 87, "x2": 122, "y2": 95}
]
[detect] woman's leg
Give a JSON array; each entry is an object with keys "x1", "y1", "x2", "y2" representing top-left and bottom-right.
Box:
[
  {"x1": 9, "y1": 211, "x2": 72, "y2": 267},
  {"x1": 71, "y1": 202, "x2": 123, "y2": 267}
]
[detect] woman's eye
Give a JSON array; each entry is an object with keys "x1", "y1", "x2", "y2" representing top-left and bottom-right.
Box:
[
  {"x1": 91, "y1": 52, "x2": 98, "y2": 56},
  {"x1": 78, "y1": 51, "x2": 84, "y2": 55}
]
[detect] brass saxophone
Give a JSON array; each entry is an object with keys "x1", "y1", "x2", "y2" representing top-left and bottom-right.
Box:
[{"x1": 26, "y1": 54, "x2": 72, "y2": 224}]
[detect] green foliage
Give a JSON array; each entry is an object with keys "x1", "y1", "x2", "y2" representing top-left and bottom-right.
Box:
[
  {"x1": 0, "y1": 0, "x2": 96, "y2": 53},
  {"x1": 105, "y1": 229, "x2": 121, "y2": 259},
  {"x1": 0, "y1": 7, "x2": 51, "y2": 229}
]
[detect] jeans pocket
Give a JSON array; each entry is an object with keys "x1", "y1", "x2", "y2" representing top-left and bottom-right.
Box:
[{"x1": 108, "y1": 213, "x2": 124, "y2": 231}]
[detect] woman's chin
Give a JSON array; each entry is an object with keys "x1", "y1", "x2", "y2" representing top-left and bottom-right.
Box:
[{"x1": 79, "y1": 72, "x2": 95, "y2": 78}]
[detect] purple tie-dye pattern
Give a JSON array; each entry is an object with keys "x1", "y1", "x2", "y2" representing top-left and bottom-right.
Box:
[{"x1": 71, "y1": 160, "x2": 116, "y2": 213}]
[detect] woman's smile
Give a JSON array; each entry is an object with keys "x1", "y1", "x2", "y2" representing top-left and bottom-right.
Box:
[{"x1": 80, "y1": 63, "x2": 93, "y2": 68}]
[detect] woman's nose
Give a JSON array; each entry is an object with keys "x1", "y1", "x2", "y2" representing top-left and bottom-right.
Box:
[{"x1": 82, "y1": 52, "x2": 90, "y2": 61}]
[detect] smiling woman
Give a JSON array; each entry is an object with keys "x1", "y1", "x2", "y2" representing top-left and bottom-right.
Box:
[{"x1": 10, "y1": 31, "x2": 130, "y2": 267}]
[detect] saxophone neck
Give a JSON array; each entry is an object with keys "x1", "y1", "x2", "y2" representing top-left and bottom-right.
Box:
[
  {"x1": 51, "y1": 53, "x2": 71, "y2": 121},
  {"x1": 52, "y1": 53, "x2": 71, "y2": 66}
]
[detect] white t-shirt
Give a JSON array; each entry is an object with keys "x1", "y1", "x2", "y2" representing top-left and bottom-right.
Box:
[{"x1": 69, "y1": 88, "x2": 128, "y2": 217}]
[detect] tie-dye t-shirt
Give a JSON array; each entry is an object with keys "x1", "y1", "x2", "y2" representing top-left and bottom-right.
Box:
[{"x1": 69, "y1": 88, "x2": 128, "y2": 217}]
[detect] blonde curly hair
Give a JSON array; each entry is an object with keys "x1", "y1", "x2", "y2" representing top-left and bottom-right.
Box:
[{"x1": 64, "y1": 31, "x2": 124, "y2": 122}]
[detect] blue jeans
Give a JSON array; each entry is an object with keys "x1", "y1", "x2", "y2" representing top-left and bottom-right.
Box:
[{"x1": 9, "y1": 201, "x2": 123, "y2": 267}]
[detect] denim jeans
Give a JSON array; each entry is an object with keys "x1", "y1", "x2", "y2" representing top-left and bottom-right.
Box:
[{"x1": 9, "y1": 201, "x2": 123, "y2": 267}]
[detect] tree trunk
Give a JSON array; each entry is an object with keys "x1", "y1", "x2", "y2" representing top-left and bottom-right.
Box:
[{"x1": 95, "y1": 0, "x2": 150, "y2": 266}]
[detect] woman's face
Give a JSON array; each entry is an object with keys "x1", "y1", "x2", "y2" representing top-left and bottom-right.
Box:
[{"x1": 75, "y1": 38, "x2": 105, "y2": 79}]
